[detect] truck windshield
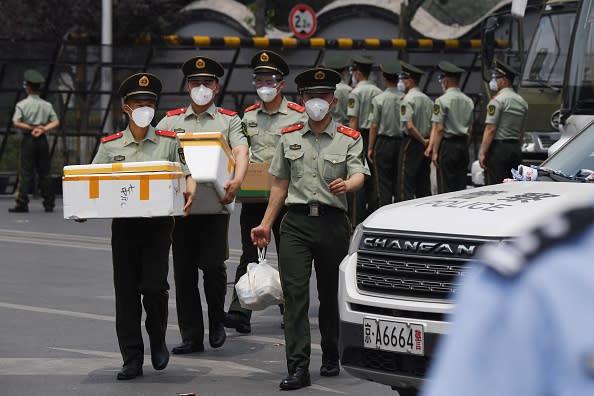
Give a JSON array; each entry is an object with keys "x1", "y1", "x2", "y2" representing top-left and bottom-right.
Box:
[{"x1": 522, "y1": 11, "x2": 575, "y2": 87}]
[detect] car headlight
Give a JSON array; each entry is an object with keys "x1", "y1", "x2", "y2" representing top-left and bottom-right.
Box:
[{"x1": 348, "y1": 223, "x2": 365, "y2": 255}]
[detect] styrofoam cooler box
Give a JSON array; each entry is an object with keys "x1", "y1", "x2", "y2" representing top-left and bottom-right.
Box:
[
  {"x1": 63, "y1": 161, "x2": 186, "y2": 219},
  {"x1": 178, "y1": 132, "x2": 235, "y2": 214}
]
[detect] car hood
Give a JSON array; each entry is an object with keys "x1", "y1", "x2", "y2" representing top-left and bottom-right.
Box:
[{"x1": 364, "y1": 181, "x2": 594, "y2": 238}]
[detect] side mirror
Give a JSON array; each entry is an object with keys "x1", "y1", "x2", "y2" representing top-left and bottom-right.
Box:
[{"x1": 550, "y1": 109, "x2": 561, "y2": 130}]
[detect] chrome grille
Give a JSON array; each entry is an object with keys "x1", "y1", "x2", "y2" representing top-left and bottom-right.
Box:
[{"x1": 356, "y1": 232, "x2": 491, "y2": 300}]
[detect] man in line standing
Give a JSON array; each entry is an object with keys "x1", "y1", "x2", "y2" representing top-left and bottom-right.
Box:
[
  {"x1": 398, "y1": 62, "x2": 433, "y2": 201},
  {"x1": 322, "y1": 53, "x2": 352, "y2": 126},
  {"x1": 156, "y1": 56, "x2": 249, "y2": 354},
  {"x1": 367, "y1": 59, "x2": 404, "y2": 207},
  {"x1": 9, "y1": 69, "x2": 60, "y2": 213},
  {"x1": 347, "y1": 55, "x2": 381, "y2": 224},
  {"x1": 251, "y1": 68, "x2": 369, "y2": 390},
  {"x1": 225, "y1": 50, "x2": 307, "y2": 334},
  {"x1": 479, "y1": 59, "x2": 528, "y2": 185},
  {"x1": 427, "y1": 61, "x2": 474, "y2": 193}
]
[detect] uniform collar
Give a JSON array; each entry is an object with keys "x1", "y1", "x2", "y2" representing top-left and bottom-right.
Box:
[
  {"x1": 302, "y1": 119, "x2": 336, "y2": 138},
  {"x1": 385, "y1": 87, "x2": 400, "y2": 93},
  {"x1": 260, "y1": 96, "x2": 289, "y2": 115},
  {"x1": 120, "y1": 125, "x2": 157, "y2": 146},
  {"x1": 408, "y1": 87, "x2": 421, "y2": 94},
  {"x1": 499, "y1": 87, "x2": 513, "y2": 94},
  {"x1": 184, "y1": 103, "x2": 217, "y2": 119},
  {"x1": 446, "y1": 87, "x2": 461, "y2": 92},
  {"x1": 356, "y1": 80, "x2": 372, "y2": 87}
]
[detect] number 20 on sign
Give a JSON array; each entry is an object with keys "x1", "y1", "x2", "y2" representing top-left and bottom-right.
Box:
[{"x1": 288, "y1": 3, "x2": 317, "y2": 39}]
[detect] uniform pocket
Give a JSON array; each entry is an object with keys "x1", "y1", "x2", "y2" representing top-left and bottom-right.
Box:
[
  {"x1": 284, "y1": 150, "x2": 304, "y2": 178},
  {"x1": 322, "y1": 153, "x2": 347, "y2": 183}
]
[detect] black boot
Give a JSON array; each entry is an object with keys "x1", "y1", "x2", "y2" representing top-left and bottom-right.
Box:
[{"x1": 279, "y1": 367, "x2": 311, "y2": 390}]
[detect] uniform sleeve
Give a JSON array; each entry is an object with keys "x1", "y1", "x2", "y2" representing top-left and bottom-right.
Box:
[
  {"x1": 268, "y1": 138, "x2": 290, "y2": 179},
  {"x1": 431, "y1": 97, "x2": 446, "y2": 124},
  {"x1": 92, "y1": 144, "x2": 110, "y2": 164},
  {"x1": 421, "y1": 265, "x2": 551, "y2": 396},
  {"x1": 227, "y1": 115, "x2": 249, "y2": 148},
  {"x1": 401, "y1": 97, "x2": 414, "y2": 123},
  {"x1": 47, "y1": 103, "x2": 58, "y2": 122},
  {"x1": 171, "y1": 138, "x2": 191, "y2": 176},
  {"x1": 369, "y1": 96, "x2": 381, "y2": 124},
  {"x1": 346, "y1": 90, "x2": 360, "y2": 118},
  {"x1": 346, "y1": 136, "x2": 371, "y2": 177},
  {"x1": 484, "y1": 98, "x2": 501, "y2": 125},
  {"x1": 12, "y1": 103, "x2": 23, "y2": 122}
]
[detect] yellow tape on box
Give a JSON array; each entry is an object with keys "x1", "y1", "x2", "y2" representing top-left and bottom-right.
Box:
[
  {"x1": 62, "y1": 161, "x2": 185, "y2": 219},
  {"x1": 177, "y1": 132, "x2": 236, "y2": 214}
]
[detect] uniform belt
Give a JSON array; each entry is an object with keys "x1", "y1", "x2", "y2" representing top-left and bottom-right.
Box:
[
  {"x1": 444, "y1": 135, "x2": 467, "y2": 141},
  {"x1": 288, "y1": 203, "x2": 344, "y2": 217},
  {"x1": 495, "y1": 139, "x2": 519, "y2": 143}
]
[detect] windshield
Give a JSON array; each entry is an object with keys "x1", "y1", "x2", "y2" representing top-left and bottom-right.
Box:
[
  {"x1": 542, "y1": 120, "x2": 594, "y2": 175},
  {"x1": 522, "y1": 12, "x2": 575, "y2": 86}
]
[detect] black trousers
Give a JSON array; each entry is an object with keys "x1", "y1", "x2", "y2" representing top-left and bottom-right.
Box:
[
  {"x1": 279, "y1": 207, "x2": 351, "y2": 373},
  {"x1": 349, "y1": 128, "x2": 377, "y2": 225},
  {"x1": 228, "y1": 202, "x2": 286, "y2": 319},
  {"x1": 111, "y1": 216, "x2": 173, "y2": 365},
  {"x1": 15, "y1": 134, "x2": 54, "y2": 209},
  {"x1": 399, "y1": 136, "x2": 431, "y2": 201},
  {"x1": 437, "y1": 137, "x2": 469, "y2": 193},
  {"x1": 172, "y1": 214, "x2": 229, "y2": 344},
  {"x1": 485, "y1": 140, "x2": 521, "y2": 185},
  {"x1": 375, "y1": 135, "x2": 402, "y2": 207}
]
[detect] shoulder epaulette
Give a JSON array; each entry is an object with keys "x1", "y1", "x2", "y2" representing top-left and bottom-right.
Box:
[
  {"x1": 244, "y1": 103, "x2": 261, "y2": 113},
  {"x1": 479, "y1": 205, "x2": 594, "y2": 277},
  {"x1": 166, "y1": 107, "x2": 187, "y2": 117},
  {"x1": 337, "y1": 125, "x2": 360, "y2": 139},
  {"x1": 218, "y1": 107, "x2": 238, "y2": 116},
  {"x1": 155, "y1": 130, "x2": 177, "y2": 138},
  {"x1": 282, "y1": 122, "x2": 305, "y2": 134},
  {"x1": 287, "y1": 101, "x2": 305, "y2": 113},
  {"x1": 100, "y1": 131, "x2": 124, "y2": 143}
]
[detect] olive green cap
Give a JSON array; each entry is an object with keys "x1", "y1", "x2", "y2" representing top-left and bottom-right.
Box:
[
  {"x1": 321, "y1": 53, "x2": 351, "y2": 71},
  {"x1": 24, "y1": 69, "x2": 45, "y2": 84},
  {"x1": 182, "y1": 56, "x2": 224, "y2": 80},
  {"x1": 118, "y1": 72, "x2": 162, "y2": 101},
  {"x1": 351, "y1": 54, "x2": 373, "y2": 67},
  {"x1": 437, "y1": 61, "x2": 465, "y2": 76},
  {"x1": 380, "y1": 59, "x2": 402, "y2": 76},
  {"x1": 251, "y1": 50, "x2": 289, "y2": 76},
  {"x1": 493, "y1": 58, "x2": 519, "y2": 80},
  {"x1": 294, "y1": 67, "x2": 342, "y2": 94},
  {"x1": 399, "y1": 61, "x2": 424, "y2": 79}
]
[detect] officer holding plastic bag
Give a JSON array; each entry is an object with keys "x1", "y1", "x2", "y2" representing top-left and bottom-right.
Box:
[
  {"x1": 251, "y1": 68, "x2": 370, "y2": 391},
  {"x1": 92, "y1": 73, "x2": 194, "y2": 380}
]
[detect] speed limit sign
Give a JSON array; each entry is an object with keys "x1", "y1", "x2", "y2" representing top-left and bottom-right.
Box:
[{"x1": 289, "y1": 4, "x2": 317, "y2": 39}]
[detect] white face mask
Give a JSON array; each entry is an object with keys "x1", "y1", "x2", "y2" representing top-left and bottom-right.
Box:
[
  {"x1": 128, "y1": 106, "x2": 154, "y2": 128},
  {"x1": 440, "y1": 81, "x2": 447, "y2": 93},
  {"x1": 489, "y1": 78, "x2": 499, "y2": 92},
  {"x1": 191, "y1": 85, "x2": 214, "y2": 106},
  {"x1": 397, "y1": 79, "x2": 406, "y2": 92},
  {"x1": 305, "y1": 98, "x2": 331, "y2": 122},
  {"x1": 256, "y1": 86, "x2": 277, "y2": 103},
  {"x1": 350, "y1": 74, "x2": 357, "y2": 87}
]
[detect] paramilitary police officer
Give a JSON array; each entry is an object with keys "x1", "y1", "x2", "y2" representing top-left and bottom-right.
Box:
[
  {"x1": 92, "y1": 73, "x2": 195, "y2": 380},
  {"x1": 398, "y1": 62, "x2": 433, "y2": 201},
  {"x1": 225, "y1": 50, "x2": 307, "y2": 334},
  {"x1": 367, "y1": 59, "x2": 404, "y2": 207},
  {"x1": 347, "y1": 54, "x2": 381, "y2": 224},
  {"x1": 422, "y1": 203, "x2": 594, "y2": 396},
  {"x1": 321, "y1": 53, "x2": 352, "y2": 125},
  {"x1": 479, "y1": 59, "x2": 528, "y2": 185},
  {"x1": 9, "y1": 69, "x2": 60, "y2": 213},
  {"x1": 156, "y1": 56, "x2": 249, "y2": 354},
  {"x1": 251, "y1": 68, "x2": 370, "y2": 390},
  {"x1": 428, "y1": 61, "x2": 474, "y2": 193}
]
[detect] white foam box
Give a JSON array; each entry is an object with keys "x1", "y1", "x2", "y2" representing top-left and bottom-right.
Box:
[
  {"x1": 178, "y1": 132, "x2": 235, "y2": 214},
  {"x1": 62, "y1": 161, "x2": 186, "y2": 219}
]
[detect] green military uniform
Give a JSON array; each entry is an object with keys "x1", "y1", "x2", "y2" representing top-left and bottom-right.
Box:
[
  {"x1": 12, "y1": 69, "x2": 58, "y2": 212},
  {"x1": 484, "y1": 60, "x2": 528, "y2": 184},
  {"x1": 369, "y1": 59, "x2": 403, "y2": 206},
  {"x1": 155, "y1": 56, "x2": 248, "y2": 352},
  {"x1": 432, "y1": 61, "x2": 474, "y2": 193},
  {"x1": 92, "y1": 73, "x2": 187, "y2": 378},
  {"x1": 227, "y1": 50, "x2": 307, "y2": 330},
  {"x1": 322, "y1": 53, "x2": 352, "y2": 125},
  {"x1": 399, "y1": 62, "x2": 433, "y2": 200},
  {"x1": 347, "y1": 55, "x2": 382, "y2": 224},
  {"x1": 272, "y1": 68, "x2": 370, "y2": 385}
]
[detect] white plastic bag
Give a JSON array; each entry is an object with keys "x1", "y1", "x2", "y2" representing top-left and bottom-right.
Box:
[{"x1": 235, "y1": 248, "x2": 283, "y2": 310}]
